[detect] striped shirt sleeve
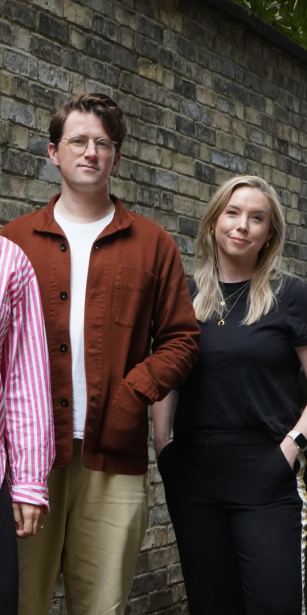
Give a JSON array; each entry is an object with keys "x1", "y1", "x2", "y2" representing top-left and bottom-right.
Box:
[{"x1": 1, "y1": 242, "x2": 55, "y2": 512}]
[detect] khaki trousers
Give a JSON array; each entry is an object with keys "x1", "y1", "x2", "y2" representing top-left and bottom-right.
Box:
[{"x1": 18, "y1": 440, "x2": 149, "y2": 615}]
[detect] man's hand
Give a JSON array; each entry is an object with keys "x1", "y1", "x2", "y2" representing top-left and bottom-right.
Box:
[{"x1": 12, "y1": 502, "x2": 45, "y2": 539}]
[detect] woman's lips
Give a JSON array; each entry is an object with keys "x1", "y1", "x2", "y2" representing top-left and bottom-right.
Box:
[{"x1": 229, "y1": 236, "x2": 250, "y2": 244}]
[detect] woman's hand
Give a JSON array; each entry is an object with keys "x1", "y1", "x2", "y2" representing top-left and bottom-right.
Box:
[
  {"x1": 12, "y1": 502, "x2": 45, "y2": 539},
  {"x1": 280, "y1": 436, "x2": 300, "y2": 470}
]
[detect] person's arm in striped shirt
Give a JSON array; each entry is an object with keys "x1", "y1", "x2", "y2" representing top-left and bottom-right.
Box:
[{"x1": 1, "y1": 247, "x2": 55, "y2": 538}]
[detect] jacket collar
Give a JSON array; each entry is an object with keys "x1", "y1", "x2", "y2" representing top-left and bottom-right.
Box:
[{"x1": 31, "y1": 194, "x2": 134, "y2": 238}]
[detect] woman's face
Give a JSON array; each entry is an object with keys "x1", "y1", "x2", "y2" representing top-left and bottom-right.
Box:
[{"x1": 212, "y1": 186, "x2": 273, "y2": 268}]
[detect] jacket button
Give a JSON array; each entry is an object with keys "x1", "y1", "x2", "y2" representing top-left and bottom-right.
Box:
[
  {"x1": 61, "y1": 398, "x2": 69, "y2": 407},
  {"x1": 60, "y1": 243, "x2": 67, "y2": 252},
  {"x1": 60, "y1": 343, "x2": 68, "y2": 352},
  {"x1": 60, "y1": 291, "x2": 68, "y2": 300}
]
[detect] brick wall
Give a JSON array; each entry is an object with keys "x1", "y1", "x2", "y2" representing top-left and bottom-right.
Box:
[{"x1": 1, "y1": 0, "x2": 307, "y2": 613}]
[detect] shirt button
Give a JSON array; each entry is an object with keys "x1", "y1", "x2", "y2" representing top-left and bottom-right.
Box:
[
  {"x1": 60, "y1": 243, "x2": 67, "y2": 252},
  {"x1": 60, "y1": 344, "x2": 68, "y2": 352},
  {"x1": 61, "y1": 398, "x2": 69, "y2": 407},
  {"x1": 60, "y1": 291, "x2": 68, "y2": 300}
]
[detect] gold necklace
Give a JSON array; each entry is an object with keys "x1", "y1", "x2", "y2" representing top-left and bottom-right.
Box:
[
  {"x1": 219, "y1": 280, "x2": 250, "y2": 306},
  {"x1": 218, "y1": 282, "x2": 250, "y2": 326}
]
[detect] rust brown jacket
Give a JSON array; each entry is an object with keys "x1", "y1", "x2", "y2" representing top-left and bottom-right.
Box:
[{"x1": 0, "y1": 195, "x2": 200, "y2": 474}]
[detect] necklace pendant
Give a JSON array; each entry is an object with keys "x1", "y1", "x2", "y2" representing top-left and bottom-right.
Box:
[
  {"x1": 220, "y1": 301, "x2": 225, "y2": 306},
  {"x1": 218, "y1": 319, "x2": 225, "y2": 326}
]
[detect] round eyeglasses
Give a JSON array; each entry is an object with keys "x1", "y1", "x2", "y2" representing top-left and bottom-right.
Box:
[{"x1": 57, "y1": 135, "x2": 118, "y2": 156}]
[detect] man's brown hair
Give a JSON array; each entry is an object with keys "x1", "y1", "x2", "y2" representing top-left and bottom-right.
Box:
[{"x1": 49, "y1": 93, "x2": 127, "y2": 152}]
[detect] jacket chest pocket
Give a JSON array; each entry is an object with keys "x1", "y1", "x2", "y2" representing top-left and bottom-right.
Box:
[{"x1": 112, "y1": 265, "x2": 157, "y2": 327}]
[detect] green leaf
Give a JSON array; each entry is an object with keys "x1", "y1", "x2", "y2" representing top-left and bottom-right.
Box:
[{"x1": 231, "y1": 0, "x2": 307, "y2": 50}]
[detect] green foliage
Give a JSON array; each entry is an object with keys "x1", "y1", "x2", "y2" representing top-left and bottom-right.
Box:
[{"x1": 232, "y1": 0, "x2": 307, "y2": 50}]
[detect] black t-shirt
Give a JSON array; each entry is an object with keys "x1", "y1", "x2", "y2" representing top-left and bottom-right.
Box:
[{"x1": 174, "y1": 275, "x2": 307, "y2": 442}]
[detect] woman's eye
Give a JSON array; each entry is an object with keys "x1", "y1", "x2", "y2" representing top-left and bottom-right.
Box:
[
  {"x1": 252, "y1": 216, "x2": 263, "y2": 222},
  {"x1": 226, "y1": 210, "x2": 237, "y2": 215}
]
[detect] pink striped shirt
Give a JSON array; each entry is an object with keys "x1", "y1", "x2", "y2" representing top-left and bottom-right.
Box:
[{"x1": 0, "y1": 237, "x2": 55, "y2": 511}]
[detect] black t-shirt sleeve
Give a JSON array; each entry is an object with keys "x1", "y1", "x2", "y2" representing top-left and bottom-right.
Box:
[{"x1": 287, "y1": 277, "x2": 307, "y2": 346}]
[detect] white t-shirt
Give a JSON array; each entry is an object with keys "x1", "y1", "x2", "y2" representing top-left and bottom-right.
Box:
[{"x1": 54, "y1": 207, "x2": 115, "y2": 439}]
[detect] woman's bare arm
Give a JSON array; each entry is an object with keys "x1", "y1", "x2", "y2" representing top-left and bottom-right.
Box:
[
  {"x1": 152, "y1": 390, "x2": 179, "y2": 457},
  {"x1": 280, "y1": 345, "x2": 307, "y2": 468}
]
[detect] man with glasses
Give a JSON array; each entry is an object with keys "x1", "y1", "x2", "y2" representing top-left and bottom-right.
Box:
[{"x1": 0, "y1": 93, "x2": 199, "y2": 615}]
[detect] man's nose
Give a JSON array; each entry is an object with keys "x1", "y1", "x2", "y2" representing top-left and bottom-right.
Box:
[{"x1": 84, "y1": 139, "x2": 97, "y2": 157}]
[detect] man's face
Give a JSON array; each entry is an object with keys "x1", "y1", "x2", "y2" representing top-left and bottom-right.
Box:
[{"x1": 48, "y1": 110, "x2": 120, "y2": 194}]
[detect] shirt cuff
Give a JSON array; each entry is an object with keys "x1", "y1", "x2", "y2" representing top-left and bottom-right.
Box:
[{"x1": 10, "y1": 482, "x2": 50, "y2": 514}]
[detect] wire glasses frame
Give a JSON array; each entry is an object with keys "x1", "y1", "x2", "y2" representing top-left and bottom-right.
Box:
[{"x1": 56, "y1": 135, "x2": 118, "y2": 156}]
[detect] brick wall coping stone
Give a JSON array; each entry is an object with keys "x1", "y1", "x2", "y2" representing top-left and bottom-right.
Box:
[{"x1": 205, "y1": 0, "x2": 307, "y2": 66}]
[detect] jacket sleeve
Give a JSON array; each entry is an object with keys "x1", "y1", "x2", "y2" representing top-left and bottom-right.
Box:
[
  {"x1": 124, "y1": 236, "x2": 200, "y2": 403},
  {"x1": 1, "y1": 259, "x2": 55, "y2": 512}
]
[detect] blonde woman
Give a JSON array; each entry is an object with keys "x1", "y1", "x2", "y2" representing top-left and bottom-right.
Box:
[{"x1": 153, "y1": 176, "x2": 307, "y2": 615}]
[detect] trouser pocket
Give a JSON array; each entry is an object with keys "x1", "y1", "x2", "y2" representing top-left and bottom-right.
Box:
[{"x1": 213, "y1": 440, "x2": 300, "y2": 506}]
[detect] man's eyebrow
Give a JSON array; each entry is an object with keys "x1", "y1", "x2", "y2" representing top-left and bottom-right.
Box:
[{"x1": 65, "y1": 134, "x2": 109, "y2": 138}]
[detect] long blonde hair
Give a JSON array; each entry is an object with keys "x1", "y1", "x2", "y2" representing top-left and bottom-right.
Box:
[{"x1": 193, "y1": 176, "x2": 286, "y2": 325}]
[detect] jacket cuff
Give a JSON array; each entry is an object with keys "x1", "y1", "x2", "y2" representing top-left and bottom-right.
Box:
[{"x1": 126, "y1": 369, "x2": 158, "y2": 404}]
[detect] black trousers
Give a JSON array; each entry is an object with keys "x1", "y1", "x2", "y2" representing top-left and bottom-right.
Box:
[
  {"x1": 0, "y1": 479, "x2": 18, "y2": 615},
  {"x1": 158, "y1": 431, "x2": 307, "y2": 615}
]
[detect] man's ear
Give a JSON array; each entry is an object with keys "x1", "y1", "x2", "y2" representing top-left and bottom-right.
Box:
[
  {"x1": 48, "y1": 143, "x2": 60, "y2": 167},
  {"x1": 112, "y1": 151, "x2": 121, "y2": 173}
]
